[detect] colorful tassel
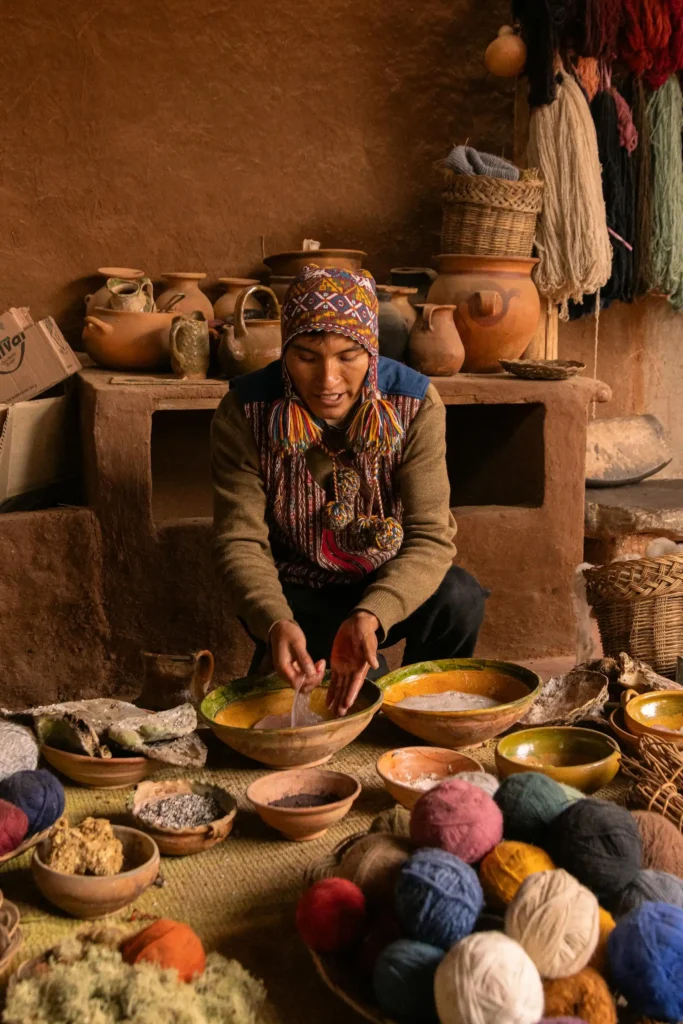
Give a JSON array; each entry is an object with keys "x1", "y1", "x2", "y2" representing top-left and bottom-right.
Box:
[
  {"x1": 268, "y1": 397, "x2": 322, "y2": 455},
  {"x1": 323, "y1": 501, "x2": 354, "y2": 531},
  {"x1": 336, "y1": 467, "x2": 361, "y2": 501},
  {"x1": 347, "y1": 395, "x2": 404, "y2": 455},
  {"x1": 372, "y1": 517, "x2": 404, "y2": 554}
]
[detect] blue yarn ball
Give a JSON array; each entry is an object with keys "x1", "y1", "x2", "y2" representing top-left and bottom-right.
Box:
[
  {"x1": 608, "y1": 901, "x2": 683, "y2": 1022},
  {"x1": 611, "y1": 869, "x2": 683, "y2": 918},
  {"x1": 0, "y1": 769, "x2": 64, "y2": 835},
  {"x1": 395, "y1": 848, "x2": 483, "y2": 949},
  {"x1": 494, "y1": 772, "x2": 570, "y2": 843},
  {"x1": 557, "y1": 783, "x2": 585, "y2": 804},
  {"x1": 373, "y1": 938, "x2": 443, "y2": 1024}
]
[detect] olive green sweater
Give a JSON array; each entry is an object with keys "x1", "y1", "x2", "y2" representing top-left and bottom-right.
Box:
[{"x1": 211, "y1": 383, "x2": 457, "y2": 642}]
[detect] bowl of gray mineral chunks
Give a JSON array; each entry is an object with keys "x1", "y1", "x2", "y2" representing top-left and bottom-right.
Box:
[{"x1": 129, "y1": 779, "x2": 237, "y2": 856}]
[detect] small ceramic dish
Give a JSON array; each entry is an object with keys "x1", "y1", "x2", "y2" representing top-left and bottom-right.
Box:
[
  {"x1": 41, "y1": 744, "x2": 152, "y2": 789},
  {"x1": 375, "y1": 747, "x2": 483, "y2": 809},
  {"x1": 32, "y1": 825, "x2": 160, "y2": 919},
  {"x1": 495, "y1": 726, "x2": 621, "y2": 793},
  {"x1": 608, "y1": 707, "x2": 641, "y2": 753},
  {"x1": 246, "y1": 768, "x2": 361, "y2": 842},
  {"x1": 129, "y1": 779, "x2": 237, "y2": 856},
  {"x1": 0, "y1": 826, "x2": 53, "y2": 866},
  {"x1": 499, "y1": 358, "x2": 586, "y2": 381},
  {"x1": 622, "y1": 689, "x2": 683, "y2": 747}
]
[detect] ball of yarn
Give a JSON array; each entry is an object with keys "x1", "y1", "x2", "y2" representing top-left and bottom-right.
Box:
[
  {"x1": 610, "y1": 868, "x2": 683, "y2": 917},
  {"x1": 543, "y1": 967, "x2": 617, "y2": 1024},
  {"x1": 121, "y1": 919, "x2": 206, "y2": 981},
  {"x1": 557, "y1": 783, "x2": 585, "y2": 803},
  {"x1": 336, "y1": 833, "x2": 411, "y2": 912},
  {"x1": 548, "y1": 799, "x2": 641, "y2": 900},
  {"x1": 434, "y1": 931, "x2": 544, "y2": 1024},
  {"x1": 0, "y1": 798, "x2": 29, "y2": 856},
  {"x1": 608, "y1": 901, "x2": 683, "y2": 1022},
  {"x1": 588, "y1": 906, "x2": 615, "y2": 975},
  {"x1": 410, "y1": 779, "x2": 503, "y2": 863},
  {"x1": 373, "y1": 939, "x2": 443, "y2": 1024},
  {"x1": 0, "y1": 723, "x2": 39, "y2": 782},
  {"x1": 505, "y1": 869, "x2": 600, "y2": 979},
  {"x1": 370, "y1": 805, "x2": 412, "y2": 838},
  {"x1": 0, "y1": 769, "x2": 65, "y2": 836},
  {"x1": 632, "y1": 809, "x2": 683, "y2": 878},
  {"x1": 296, "y1": 878, "x2": 366, "y2": 953},
  {"x1": 455, "y1": 771, "x2": 500, "y2": 797},
  {"x1": 479, "y1": 841, "x2": 555, "y2": 910},
  {"x1": 495, "y1": 772, "x2": 570, "y2": 844},
  {"x1": 395, "y1": 848, "x2": 483, "y2": 949}
]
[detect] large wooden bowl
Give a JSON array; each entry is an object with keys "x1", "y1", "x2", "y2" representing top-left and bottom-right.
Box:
[
  {"x1": 41, "y1": 745, "x2": 151, "y2": 789},
  {"x1": 200, "y1": 674, "x2": 382, "y2": 769},
  {"x1": 379, "y1": 659, "x2": 541, "y2": 749}
]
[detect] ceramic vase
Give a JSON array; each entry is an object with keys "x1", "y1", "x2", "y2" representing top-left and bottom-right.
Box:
[
  {"x1": 377, "y1": 288, "x2": 410, "y2": 362},
  {"x1": 156, "y1": 273, "x2": 214, "y2": 319},
  {"x1": 218, "y1": 285, "x2": 281, "y2": 378},
  {"x1": 107, "y1": 277, "x2": 155, "y2": 313},
  {"x1": 213, "y1": 277, "x2": 262, "y2": 320},
  {"x1": 407, "y1": 304, "x2": 465, "y2": 376},
  {"x1": 390, "y1": 267, "x2": 438, "y2": 302},
  {"x1": 85, "y1": 267, "x2": 145, "y2": 317},
  {"x1": 427, "y1": 255, "x2": 540, "y2": 373},
  {"x1": 169, "y1": 311, "x2": 210, "y2": 380}
]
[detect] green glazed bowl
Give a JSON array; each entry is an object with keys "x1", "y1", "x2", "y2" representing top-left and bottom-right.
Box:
[{"x1": 495, "y1": 726, "x2": 621, "y2": 793}]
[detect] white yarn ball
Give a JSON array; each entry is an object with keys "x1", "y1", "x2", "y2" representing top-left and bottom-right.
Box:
[
  {"x1": 455, "y1": 771, "x2": 499, "y2": 797},
  {"x1": 504, "y1": 868, "x2": 599, "y2": 979},
  {"x1": 0, "y1": 722, "x2": 39, "y2": 781},
  {"x1": 434, "y1": 931, "x2": 543, "y2": 1024}
]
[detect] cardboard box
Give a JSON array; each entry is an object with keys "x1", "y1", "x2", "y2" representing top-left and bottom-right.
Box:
[
  {"x1": 0, "y1": 308, "x2": 81, "y2": 405},
  {"x1": 0, "y1": 393, "x2": 79, "y2": 512}
]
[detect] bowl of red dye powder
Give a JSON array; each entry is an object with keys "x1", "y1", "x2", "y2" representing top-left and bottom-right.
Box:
[{"x1": 246, "y1": 768, "x2": 361, "y2": 842}]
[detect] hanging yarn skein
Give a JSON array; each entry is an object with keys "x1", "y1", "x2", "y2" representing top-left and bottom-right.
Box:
[
  {"x1": 646, "y1": 74, "x2": 683, "y2": 309},
  {"x1": 511, "y1": 0, "x2": 575, "y2": 106},
  {"x1": 630, "y1": 77, "x2": 654, "y2": 294},
  {"x1": 528, "y1": 69, "x2": 612, "y2": 317}
]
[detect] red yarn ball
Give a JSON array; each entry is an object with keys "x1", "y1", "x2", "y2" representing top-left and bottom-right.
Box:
[
  {"x1": 296, "y1": 878, "x2": 367, "y2": 953},
  {"x1": 0, "y1": 797, "x2": 29, "y2": 856},
  {"x1": 411, "y1": 778, "x2": 503, "y2": 863}
]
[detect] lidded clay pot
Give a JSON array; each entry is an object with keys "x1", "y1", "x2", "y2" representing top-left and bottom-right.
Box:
[
  {"x1": 218, "y1": 285, "x2": 282, "y2": 378},
  {"x1": 213, "y1": 278, "x2": 262, "y2": 320},
  {"x1": 407, "y1": 304, "x2": 465, "y2": 376},
  {"x1": 156, "y1": 273, "x2": 214, "y2": 319},
  {"x1": 85, "y1": 267, "x2": 145, "y2": 317}
]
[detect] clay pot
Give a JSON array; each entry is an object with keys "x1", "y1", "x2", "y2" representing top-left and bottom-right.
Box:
[
  {"x1": 246, "y1": 768, "x2": 361, "y2": 842},
  {"x1": 407, "y1": 304, "x2": 465, "y2": 376},
  {"x1": 485, "y1": 26, "x2": 527, "y2": 78},
  {"x1": 377, "y1": 288, "x2": 410, "y2": 361},
  {"x1": 268, "y1": 275, "x2": 295, "y2": 303},
  {"x1": 130, "y1": 779, "x2": 236, "y2": 856},
  {"x1": 41, "y1": 744, "x2": 151, "y2": 789},
  {"x1": 263, "y1": 249, "x2": 367, "y2": 277},
  {"x1": 137, "y1": 650, "x2": 215, "y2": 712},
  {"x1": 390, "y1": 267, "x2": 437, "y2": 301},
  {"x1": 427, "y1": 255, "x2": 541, "y2": 373},
  {"x1": 156, "y1": 273, "x2": 214, "y2": 318},
  {"x1": 108, "y1": 277, "x2": 155, "y2": 313},
  {"x1": 169, "y1": 311, "x2": 210, "y2": 380},
  {"x1": 85, "y1": 267, "x2": 145, "y2": 317},
  {"x1": 82, "y1": 308, "x2": 177, "y2": 371},
  {"x1": 218, "y1": 285, "x2": 281, "y2": 378},
  {"x1": 380, "y1": 285, "x2": 418, "y2": 331},
  {"x1": 213, "y1": 277, "x2": 262, "y2": 320}
]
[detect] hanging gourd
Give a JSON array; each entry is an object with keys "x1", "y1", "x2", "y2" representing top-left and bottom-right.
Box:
[{"x1": 484, "y1": 26, "x2": 527, "y2": 78}]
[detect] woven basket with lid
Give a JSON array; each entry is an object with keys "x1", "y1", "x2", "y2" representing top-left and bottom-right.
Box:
[{"x1": 441, "y1": 169, "x2": 544, "y2": 258}]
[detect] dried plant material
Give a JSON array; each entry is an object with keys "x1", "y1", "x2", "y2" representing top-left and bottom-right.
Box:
[
  {"x1": 135, "y1": 732, "x2": 208, "y2": 768},
  {"x1": 622, "y1": 737, "x2": 683, "y2": 830},
  {"x1": 521, "y1": 669, "x2": 610, "y2": 727},
  {"x1": 585, "y1": 652, "x2": 682, "y2": 693},
  {"x1": 45, "y1": 818, "x2": 123, "y2": 876},
  {"x1": 108, "y1": 705, "x2": 197, "y2": 749}
]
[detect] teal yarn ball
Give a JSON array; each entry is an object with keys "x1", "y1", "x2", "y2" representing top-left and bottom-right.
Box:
[
  {"x1": 608, "y1": 901, "x2": 683, "y2": 1022},
  {"x1": 0, "y1": 769, "x2": 64, "y2": 836},
  {"x1": 494, "y1": 772, "x2": 570, "y2": 843},
  {"x1": 557, "y1": 783, "x2": 585, "y2": 803},
  {"x1": 373, "y1": 939, "x2": 443, "y2": 1023},
  {"x1": 610, "y1": 869, "x2": 683, "y2": 917},
  {"x1": 395, "y1": 848, "x2": 483, "y2": 950}
]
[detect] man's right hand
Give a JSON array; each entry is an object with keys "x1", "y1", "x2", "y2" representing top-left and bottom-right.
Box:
[{"x1": 269, "y1": 620, "x2": 325, "y2": 692}]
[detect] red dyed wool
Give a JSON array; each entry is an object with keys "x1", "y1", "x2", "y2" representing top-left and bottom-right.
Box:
[
  {"x1": 0, "y1": 798, "x2": 29, "y2": 856},
  {"x1": 410, "y1": 778, "x2": 503, "y2": 864},
  {"x1": 296, "y1": 878, "x2": 366, "y2": 953}
]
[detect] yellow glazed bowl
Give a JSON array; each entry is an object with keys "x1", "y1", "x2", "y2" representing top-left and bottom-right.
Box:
[
  {"x1": 376, "y1": 746, "x2": 484, "y2": 809},
  {"x1": 200, "y1": 674, "x2": 382, "y2": 769},
  {"x1": 379, "y1": 659, "x2": 541, "y2": 749},
  {"x1": 495, "y1": 726, "x2": 621, "y2": 793},
  {"x1": 623, "y1": 689, "x2": 683, "y2": 747}
]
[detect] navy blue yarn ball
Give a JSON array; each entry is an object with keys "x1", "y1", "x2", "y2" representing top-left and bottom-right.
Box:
[
  {"x1": 0, "y1": 768, "x2": 65, "y2": 835},
  {"x1": 373, "y1": 938, "x2": 443, "y2": 1024},
  {"x1": 494, "y1": 771, "x2": 570, "y2": 843},
  {"x1": 395, "y1": 847, "x2": 483, "y2": 950},
  {"x1": 608, "y1": 901, "x2": 683, "y2": 1022},
  {"x1": 611, "y1": 869, "x2": 683, "y2": 917},
  {"x1": 549, "y1": 799, "x2": 642, "y2": 900}
]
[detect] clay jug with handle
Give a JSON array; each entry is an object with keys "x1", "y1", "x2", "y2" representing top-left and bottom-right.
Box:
[
  {"x1": 407, "y1": 304, "x2": 465, "y2": 376},
  {"x1": 136, "y1": 650, "x2": 215, "y2": 711},
  {"x1": 169, "y1": 311, "x2": 210, "y2": 380},
  {"x1": 108, "y1": 277, "x2": 155, "y2": 312},
  {"x1": 218, "y1": 284, "x2": 281, "y2": 378}
]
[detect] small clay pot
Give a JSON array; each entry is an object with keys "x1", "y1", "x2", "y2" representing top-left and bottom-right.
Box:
[
  {"x1": 213, "y1": 277, "x2": 262, "y2": 320},
  {"x1": 246, "y1": 768, "x2": 360, "y2": 842},
  {"x1": 218, "y1": 285, "x2": 281, "y2": 378},
  {"x1": 82, "y1": 308, "x2": 178, "y2": 371},
  {"x1": 85, "y1": 267, "x2": 145, "y2": 317},
  {"x1": 379, "y1": 284, "x2": 418, "y2": 331},
  {"x1": 390, "y1": 267, "x2": 437, "y2": 301},
  {"x1": 376, "y1": 746, "x2": 483, "y2": 809},
  {"x1": 108, "y1": 277, "x2": 155, "y2": 313},
  {"x1": 129, "y1": 779, "x2": 237, "y2": 856},
  {"x1": 407, "y1": 304, "x2": 465, "y2": 376},
  {"x1": 377, "y1": 288, "x2": 410, "y2": 361},
  {"x1": 156, "y1": 272, "x2": 214, "y2": 319},
  {"x1": 41, "y1": 744, "x2": 151, "y2": 789}
]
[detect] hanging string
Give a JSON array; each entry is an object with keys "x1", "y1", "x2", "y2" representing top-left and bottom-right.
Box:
[
  {"x1": 630, "y1": 77, "x2": 654, "y2": 294},
  {"x1": 512, "y1": 0, "x2": 577, "y2": 106},
  {"x1": 646, "y1": 74, "x2": 683, "y2": 309}
]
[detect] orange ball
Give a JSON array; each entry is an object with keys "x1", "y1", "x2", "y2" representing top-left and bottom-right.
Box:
[
  {"x1": 121, "y1": 919, "x2": 206, "y2": 982},
  {"x1": 484, "y1": 28, "x2": 527, "y2": 77}
]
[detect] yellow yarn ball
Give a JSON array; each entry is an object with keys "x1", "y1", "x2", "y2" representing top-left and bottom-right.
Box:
[
  {"x1": 588, "y1": 906, "x2": 616, "y2": 975},
  {"x1": 479, "y1": 841, "x2": 555, "y2": 910}
]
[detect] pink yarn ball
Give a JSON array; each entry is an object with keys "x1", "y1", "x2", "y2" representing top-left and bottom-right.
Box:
[{"x1": 411, "y1": 778, "x2": 503, "y2": 863}]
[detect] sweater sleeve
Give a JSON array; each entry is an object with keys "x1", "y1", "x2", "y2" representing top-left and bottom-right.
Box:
[
  {"x1": 211, "y1": 391, "x2": 294, "y2": 641},
  {"x1": 354, "y1": 384, "x2": 457, "y2": 638}
]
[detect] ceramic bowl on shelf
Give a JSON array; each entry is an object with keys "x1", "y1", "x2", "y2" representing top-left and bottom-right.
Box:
[
  {"x1": 378, "y1": 659, "x2": 541, "y2": 749},
  {"x1": 32, "y1": 825, "x2": 160, "y2": 919},
  {"x1": 495, "y1": 726, "x2": 621, "y2": 793},
  {"x1": 246, "y1": 767, "x2": 360, "y2": 842},
  {"x1": 622, "y1": 689, "x2": 683, "y2": 747},
  {"x1": 129, "y1": 779, "x2": 237, "y2": 856},
  {"x1": 375, "y1": 746, "x2": 483, "y2": 809},
  {"x1": 41, "y1": 744, "x2": 152, "y2": 789}
]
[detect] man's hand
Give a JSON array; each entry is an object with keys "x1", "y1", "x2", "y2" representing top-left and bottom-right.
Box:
[
  {"x1": 327, "y1": 611, "x2": 380, "y2": 717},
  {"x1": 269, "y1": 621, "x2": 325, "y2": 692}
]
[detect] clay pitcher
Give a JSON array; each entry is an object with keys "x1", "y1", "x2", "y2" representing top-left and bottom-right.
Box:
[
  {"x1": 137, "y1": 650, "x2": 215, "y2": 711},
  {"x1": 407, "y1": 304, "x2": 465, "y2": 376},
  {"x1": 169, "y1": 311, "x2": 210, "y2": 380},
  {"x1": 85, "y1": 267, "x2": 145, "y2": 316},
  {"x1": 218, "y1": 284, "x2": 281, "y2": 378},
  {"x1": 108, "y1": 277, "x2": 155, "y2": 312}
]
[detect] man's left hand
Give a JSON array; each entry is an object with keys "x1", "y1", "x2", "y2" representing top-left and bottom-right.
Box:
[{"x1": 327, "y1": 611, "x2": 380, "y2": 717}]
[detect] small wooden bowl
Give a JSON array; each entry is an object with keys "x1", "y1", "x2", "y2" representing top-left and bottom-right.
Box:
[
  {"x1": 622, "y1": 690, "x2": 683, "y2": 748},
  {"x1": 376, "y1": 747, "x2": 483, "y2": 809},
  {"x1": 246, "y1": 768, "x2": 360, "y2": 842},
  {"x1": 32, "y1": 825, "x2": 160, "y2": 919},
  {"x1": 41, "y1": 744, "x2": 151, "y2": 789},
  {"x1": 130, "y1": 779, "x2": 237, "y2": 856},
  {"x1": 495, "y1": 726, "x2": 621, "y2": 793}
]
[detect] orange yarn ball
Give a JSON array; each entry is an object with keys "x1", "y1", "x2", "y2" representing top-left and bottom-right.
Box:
[
  {"x1": 121, "y1": 919, "x2": 206, "y2": 982},
  {"x1": 479, "y1": 841, "x2": 555, "y2": 910},
  {"x1": 543, "y1": 966, "x2": 617, "y2": 1024}
]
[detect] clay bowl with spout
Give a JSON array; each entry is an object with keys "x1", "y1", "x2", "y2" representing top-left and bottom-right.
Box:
[
  {"x1": 129, "y1": 779, "x2": 237, "y2": 856},
  {"x1": 379, "y1": 659, "x2": 541, "y2": 749},
  {"x1": 246, "y1": 767, "x2": 360, "y2": 841},
  {"x1": 264, "y1": 249, "x2": 367, "y2": 277},
  {"x1": 82, "y1": 308, "x2": 178, "y2": 371},
  {"x1": 200, "y1": 674, "x2": 382, "y2": 769},
  {"x1": 376, "y1": 746, "x2": 484, "y2": 809}
]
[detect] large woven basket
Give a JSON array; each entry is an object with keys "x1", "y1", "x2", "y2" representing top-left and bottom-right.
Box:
[
  {"x1": 584, "y1": 554, "x2": 683, "y2": 678},
  {"x1": 441, "y1": 170, "x2": 544, "y2": 258}
]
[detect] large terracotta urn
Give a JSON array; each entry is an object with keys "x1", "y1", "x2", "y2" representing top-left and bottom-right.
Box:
[
  {"x1": 156, "y1": 273, "x2": 214, "y2": 319},
  {"x1": 427, "y1": 255, "x2": 540, "y2": 373},
  {"x1": 407, "y1": 304, "x2": 465, "y2": 376},
  {"x1": 218, "y1": 285, "x2": 281, "y2": 378}
]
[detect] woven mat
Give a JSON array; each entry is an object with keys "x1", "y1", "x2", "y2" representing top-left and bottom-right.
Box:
[{"x1": 0, "y1": 716, "x2": 629, "y2": 1023}]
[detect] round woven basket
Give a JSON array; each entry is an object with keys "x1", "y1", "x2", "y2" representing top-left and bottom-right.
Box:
[
  {"x1": 441, "y1": 170, "x2": 544, "y2": 258},
  {"x1": 584, "y1": 554, "x2": 683, "y2": 678}
]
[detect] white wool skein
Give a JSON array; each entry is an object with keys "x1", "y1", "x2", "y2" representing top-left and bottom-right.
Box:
[
  {"x1": 434, "y1": 931, "x2": 543, "y2": 1024},
  {"x1": 0, "y1": 722, "x2": 39, "y2": 781},
  {"x1": 455, "y1": 771, "x2": 499, "y2": 797},
  {"x1": 504, "y1": 868, "x2": 600, "y2": 979}
]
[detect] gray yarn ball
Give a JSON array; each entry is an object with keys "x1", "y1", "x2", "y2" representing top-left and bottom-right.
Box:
[
  {"x1": 455, "y1": 771, "x2": 500, "y2": 797},
  {"x1": 611, "y1": 869, "x2": 683, "y2": 917},
  {"x1": 0, "y1": 722, "x2": 39, "y2": 781}
]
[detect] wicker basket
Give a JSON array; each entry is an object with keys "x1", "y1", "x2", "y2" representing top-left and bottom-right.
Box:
[
  {"x1": 584, "y1": 554, "x2": 683, "y2": 678},
  {"x1": 441, "y1": 170, "x2": 544, "y2": 258}
]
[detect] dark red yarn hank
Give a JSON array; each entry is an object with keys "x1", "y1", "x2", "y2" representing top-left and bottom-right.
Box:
[
  {"x1": 619, "y1": 0, "x2": 673, "y2": 82},
  {"x1": 512, "y1": 0, "x2": 578, "y2": 106},
  {"x1": 581, "y1": 0, "x2": 624, "y2": 58}
]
